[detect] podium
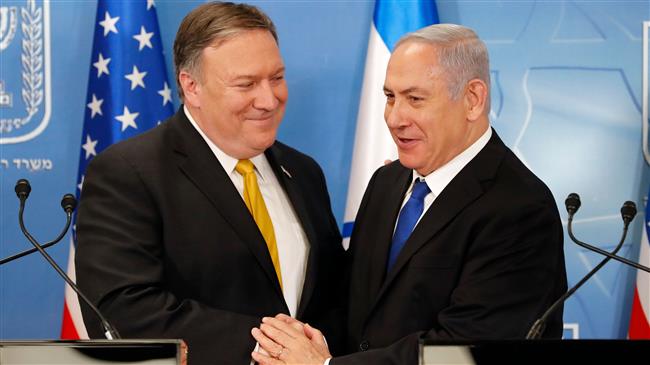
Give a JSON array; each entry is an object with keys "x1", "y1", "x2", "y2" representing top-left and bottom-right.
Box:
[
  {"x1": 420, "y1": 339, "x2": 650, "y2": 364},
  {"x1": 0, "y1": 340, "x2": 181, "y2": 365}
]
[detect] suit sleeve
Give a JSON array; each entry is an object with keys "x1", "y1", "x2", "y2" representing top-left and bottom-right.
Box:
[{"x1": 75, "y1": 149, "x2": 259, "y2": 365}]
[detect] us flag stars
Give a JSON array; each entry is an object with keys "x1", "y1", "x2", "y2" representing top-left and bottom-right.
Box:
[
  {"x1": 77, "y1": 0, "x2": 174, "y2": 203},
  {"x1": 158, "y1": 82, "x2": 172, "y2": 106},
  {"x1": 98, "y1": 11, "x2": 119, "y2": 36},
  {"x1": 115, "y1": 106, "x2": 139, "y2": 131},
  {"x1": 81, "y1": 134, "x2": 98, "y2": 159},
  {"x1": 87, "y1": 94, "x2": 103, "y2": 118},
  {"x1": 133, "y1": 26, "x2": 154, "y2": 50},
  {"x1": 93, "y1": 53, "x2": 110, "y2": 77},
  {"x1": 125, "y1": 65, "x2": 147, "y2": 90}
]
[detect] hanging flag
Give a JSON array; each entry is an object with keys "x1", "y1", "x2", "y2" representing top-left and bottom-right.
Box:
[
  {"x1": 60, "y1": 0, "x2": 174, "y2": 339},
  {"x1": 342, "y1": 0, "x2": 439, "y2": 248},
  {"x1": 628, "y1": 186, "x2": 650, "y2": 338}
]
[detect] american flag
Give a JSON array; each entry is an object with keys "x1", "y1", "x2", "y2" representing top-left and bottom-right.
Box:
[
  {"x1": 628, "y1": 186, "x2": 650, "y2": 338},
  {"x1": 60, "y1": 0, "x2": 174, "y2": 339}
]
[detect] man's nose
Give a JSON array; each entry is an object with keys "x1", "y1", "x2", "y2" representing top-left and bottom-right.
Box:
[
  {"x1": 385, "y1": 100, "x2": 407, "y2": 128},
  {"x1": 253, "y1": 80, "x2": 279, "y2": 110}
]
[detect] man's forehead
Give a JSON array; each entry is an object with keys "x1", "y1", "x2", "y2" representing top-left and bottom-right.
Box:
[
  {"x1": 386, "y1": 57, "x2": 441, "y2": 87},
  {"x1": 393, "y1": 39, "x2": 439, "y2": 59},
  {"x1": 200, "y1": 30, "x2": 285, "y2": 75}
]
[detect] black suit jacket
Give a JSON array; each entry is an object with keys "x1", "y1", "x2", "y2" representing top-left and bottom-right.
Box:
[
  {"x1": 333, "y1": 131, "x2": 567, "y2": 365},
  {"x1": 75, "y1": 109, "x2": 346, "y2": 364}
]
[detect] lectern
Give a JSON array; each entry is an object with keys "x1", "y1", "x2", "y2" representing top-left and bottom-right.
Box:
[
  {"x1": 0, "y1": 340, "x2": 181, "y2": 365},
  {"x1": 420, "y1": 339, "x2": 650, "y2": 364}
]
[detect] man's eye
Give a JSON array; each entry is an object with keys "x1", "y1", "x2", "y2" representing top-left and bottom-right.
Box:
[
  {"x1": 408, "y1": 96, "x2": 422, "y2": 102},
  {"x1": 237, "y1": 82, "x2": 254, "y2": 88},
  {"x1": 272, "y1": 75, "x2": 284, "y2": 81}
]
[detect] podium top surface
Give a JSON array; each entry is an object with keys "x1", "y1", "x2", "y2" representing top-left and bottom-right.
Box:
[
  {"x1": 420, "y1": 339, "x2": 650, "y2": 365},
  {"x1": 0, "y1": 340, "x2": 181, "y2": 365}
]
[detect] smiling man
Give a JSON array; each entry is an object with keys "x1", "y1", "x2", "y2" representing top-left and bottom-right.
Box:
[
  {"x1": 75, "y1": 2, "x2": 345, "y2": 364},
  {"x1": 253, "y1": 24, "x2": 567, "y2": 365}
]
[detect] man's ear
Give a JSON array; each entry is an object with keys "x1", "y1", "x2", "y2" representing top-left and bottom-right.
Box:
[
  {"x1": 179, "y1": 70, "x2": 200, "y2": 108},
  {"x1": 464, "y1": 78, "x2": 488, "y2": 121}
]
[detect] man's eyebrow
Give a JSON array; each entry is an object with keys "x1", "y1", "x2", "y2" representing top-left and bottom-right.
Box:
[
  {"x1": 231, "y1": 75, "x2": 256, "y2": 81},
  {"x1": 230, "y1": 67, "x2": 285, "y2": 81},
  {"x1": 401, "y1": 87, "x2": 429, "y2": 94},
  {"x1": 383, "y1": 86, "x2": 428, "y2": 94}
]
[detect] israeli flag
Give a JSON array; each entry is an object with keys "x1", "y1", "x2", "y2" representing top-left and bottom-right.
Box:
[{"x1": 342, "y1": 0, "x2": 439, "y2": 248}]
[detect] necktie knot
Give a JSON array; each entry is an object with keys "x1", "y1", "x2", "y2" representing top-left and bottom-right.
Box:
[
  {"x1": 411, "y1": 179, "x2": 431, "y2": 200},
  {"x1": 235, "y1": 159, "x2": 255, "y2": 175}
]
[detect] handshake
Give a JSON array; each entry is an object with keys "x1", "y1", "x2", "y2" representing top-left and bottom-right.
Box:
[{"x1": 251, "y1": 314, "x2": 331, "y2": 365}]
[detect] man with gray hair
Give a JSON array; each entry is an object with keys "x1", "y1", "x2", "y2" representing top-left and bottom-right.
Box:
[
  {"x1": 75, "y1": 2, "x2": 346, "y2": 364},
  {"x1": 252, "y1": 23, "x2": 567, "y2": 365}
]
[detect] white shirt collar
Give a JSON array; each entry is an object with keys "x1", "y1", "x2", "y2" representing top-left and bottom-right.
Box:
[
  {"x1": 413, "y1": 127, "x2": 492, "y2": 196},
  {"x1": 184, "y1": 105, "x2": 268, "y2": 180}
]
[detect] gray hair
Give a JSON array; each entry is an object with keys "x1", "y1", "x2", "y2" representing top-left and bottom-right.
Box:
[{"x1": 396, "y1": 24, "x2": 490, "y2": 111}]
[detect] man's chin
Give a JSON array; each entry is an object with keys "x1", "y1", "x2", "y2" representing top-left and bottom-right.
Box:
[
  {"x1": 396, "y1": 152, "x2": 420, "y2": 170},
  {"x1": 254, "y1": 135, "x2": 278, "y2": 152}
]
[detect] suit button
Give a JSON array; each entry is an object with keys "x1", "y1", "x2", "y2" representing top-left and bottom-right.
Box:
[{"x1": 359, "y1": 340, "x2": 369, "y2": 351}]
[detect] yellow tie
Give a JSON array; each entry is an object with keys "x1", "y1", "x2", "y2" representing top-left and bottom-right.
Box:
[{"x1": 235, "y1": 160, "x2": 282, "y2": 290}]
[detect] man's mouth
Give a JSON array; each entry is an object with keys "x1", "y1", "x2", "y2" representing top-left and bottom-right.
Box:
[{"x1": 396, "y1": 136, "x2": 419, "y2": 149}]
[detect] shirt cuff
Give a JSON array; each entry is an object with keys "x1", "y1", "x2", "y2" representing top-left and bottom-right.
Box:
[{"x1": 250, "y1": 342, "x2": 265, "y2": 365}]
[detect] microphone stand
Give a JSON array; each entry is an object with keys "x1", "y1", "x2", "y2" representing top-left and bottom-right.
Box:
[
  {"x1": 526, "y1": 195, "x2": 637, "y2": 339},
  {"x1": 526, "y1": 212, "x2": 630, "y2": 339},
  {"x1": 569, "y1": 227, "x2": 650, "y2": 274},
  {"x1": 0, "y1": 217, "x2": 71, "y2": 265},
  {"x1": 15, "y1": 180, "x2": 121, "y2": 340}
]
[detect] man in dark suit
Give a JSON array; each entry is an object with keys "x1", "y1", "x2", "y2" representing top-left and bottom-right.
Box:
[
  {"x1": 75, "y1": 2, "x2": 345, "y2": 364},
  {"x1": 252, "y1": 24, "x2": 567, "y2": 365}
]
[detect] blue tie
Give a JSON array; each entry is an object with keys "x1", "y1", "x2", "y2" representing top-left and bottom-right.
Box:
[{"x1": 387, "y1": 179, "x2": 431, "y2": 272}]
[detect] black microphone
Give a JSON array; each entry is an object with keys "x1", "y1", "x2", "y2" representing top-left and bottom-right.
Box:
[
  {"x1": 61, "y1": 193, "x2": 77, "y2": 213},
  {"x1": 14, "y1": 179, "x2": 121, "y2": 340},
  {"x1": 15, "y1": 178, "x2": 31, "y2": 200},
  {"x1": 526, "y1": 194, "x2": 635, "y2": 339},
  {"x1": 0, "y1": 193, "x2": 77, "y2": 266},
  {"x1": 568, "y1": 197, "x2": 650, "y2": 274}
]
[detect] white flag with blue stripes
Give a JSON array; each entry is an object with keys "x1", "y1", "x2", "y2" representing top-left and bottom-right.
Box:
[{"x1": 342, "y1": 0, "x2": 439, "y2": 247}]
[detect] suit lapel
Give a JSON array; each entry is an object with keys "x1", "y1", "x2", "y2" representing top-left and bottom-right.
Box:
[
  {"x1": 366, "y1": 130, "x2": 506, "y2": 319},
  {"x1": 264, "y1": 145, "x2": 319, "y2": 318},
  {"x1": 168, "y1": 110, "x2": 284, "y2": 299},
  {"x1": 365, "y1": 167, "x2": 412, "y2": 305}
]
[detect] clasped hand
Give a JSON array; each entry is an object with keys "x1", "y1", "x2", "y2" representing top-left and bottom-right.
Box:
[{"x1": 251, "y1": 313, "x2": 331, "y2": 365}]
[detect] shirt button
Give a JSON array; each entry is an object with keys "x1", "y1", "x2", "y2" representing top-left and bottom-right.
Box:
[{"x1": 359, "y1": 340, "x2": 369, "y2": 351}]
